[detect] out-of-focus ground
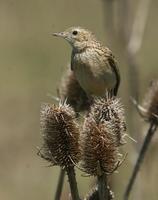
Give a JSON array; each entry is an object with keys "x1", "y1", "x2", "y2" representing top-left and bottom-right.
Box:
[{"x1": 0, "y1": 0, "x2": 158, "y2": 199}]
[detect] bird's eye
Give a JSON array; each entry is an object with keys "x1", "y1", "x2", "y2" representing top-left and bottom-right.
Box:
[{"x1": 72, "y1": 30, "x2": 78, "y2": 35}]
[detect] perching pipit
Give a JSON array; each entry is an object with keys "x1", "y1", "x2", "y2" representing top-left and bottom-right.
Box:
[{"x1": 53, "y1": 27, "x2": 120, "y2": 97}]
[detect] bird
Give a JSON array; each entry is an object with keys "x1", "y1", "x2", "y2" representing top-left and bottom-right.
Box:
[{"x1": 53, "y1": 27, "x2": 120, "y2": 97}]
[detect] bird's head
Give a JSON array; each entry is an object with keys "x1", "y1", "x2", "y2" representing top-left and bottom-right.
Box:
[{"x1": 53, "y1": 27, "x2": 96, "y2": 51}]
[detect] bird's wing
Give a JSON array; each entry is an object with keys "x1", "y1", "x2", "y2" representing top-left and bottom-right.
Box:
[
  {"x1": 104, "y1": 48, "x2": 120, "y2": 96},
  {"x1": 108, "y1": 55, "x2": 120, "y2": 96}
]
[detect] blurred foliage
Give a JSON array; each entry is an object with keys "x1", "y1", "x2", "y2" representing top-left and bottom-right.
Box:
[{"x1": 0, "y1": 0, "x2": 158, "y2": 200}]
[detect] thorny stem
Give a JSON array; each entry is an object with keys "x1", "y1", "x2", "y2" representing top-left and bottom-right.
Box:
[
  {"x1": 66, "y1": 166, "x2": 80, "y2": 200},
  {"x1": 124, "y1": 122, "x2": 157, "y2": 200},
  {"x1": 54, "y1": 169, "x2": 65, "y2": 200},
  {"x1": 98, "y1": 173, "x2": 108, "y2": 200}
]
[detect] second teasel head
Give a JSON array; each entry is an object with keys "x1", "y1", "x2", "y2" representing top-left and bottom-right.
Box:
[
  {"x1": 89, "y1": 96, "x2": 127, "y2": 145},
  {"x1": 81, "y1": 115, "x2": 122, "y2": 176},
  {"x1": 80, "y1": 95, "x2": 126, "y2": 176},
  {"x1": 40, "y1": 102, "x2": 81, "y2": 168}
]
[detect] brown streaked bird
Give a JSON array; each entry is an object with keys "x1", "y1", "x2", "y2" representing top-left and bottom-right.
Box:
[{"x1": 53, "y1": 27, "x2": 120, "y2": 97}]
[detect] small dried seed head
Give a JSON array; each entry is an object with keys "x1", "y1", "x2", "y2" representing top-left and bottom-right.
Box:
[
  {"x1": 80, "y1": 96, "x2": 126, "y2": 176},
  {"x1": 81, "y1": 117, "x2": 122, "y2": 176},
  {"x1": 143, "y1": 80, "x2": 158, "y2": 124},
  {"x1": 58, "y1": 68, "x2": 91, "y2": 113},
  {"x1": 40, "y1": 102, "x2": 80, "y2": 168},
  {"x1": 89, "y1": 96, "x2": 126, "y2": 145},
  {"x1": 84, "y1": 185, "x2": 114, "y2": 200},
  {"x1": 84, "y1": 186, "x2": 99, "y2": 200}
]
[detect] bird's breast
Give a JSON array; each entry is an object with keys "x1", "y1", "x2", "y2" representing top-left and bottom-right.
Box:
[{"x1": 72, "y1": 51, "x2": 116, "y2": 96}]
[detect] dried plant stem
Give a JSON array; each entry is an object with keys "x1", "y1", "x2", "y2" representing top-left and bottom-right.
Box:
[
  {"x1": 98, "y1": 173, "x2": 108, "y2": 200},
  {"x1": 127, "y1": 0, "x2": 152, "y2": 56},
  {"x1": 124, "y1": 122, "x2": 157, "y2": 200},
  {"x1": 66, "y1": 166, "x2": 80, "y2": 200},
  {"x1": 126, "y1": 54, "x2": 139, "y2": 102},
  {"x1": 117, "y1": 0, "x2": 131, "y2": 44},
  {"x1": 54, "y1": 169, "x2": 65, "y2": 200},
  {"x1": 103, "y1": 0, "x2": 115, "y2": 36},
  {"x1": 126, "y1": 0, "x2": 152, "y2": 101}
]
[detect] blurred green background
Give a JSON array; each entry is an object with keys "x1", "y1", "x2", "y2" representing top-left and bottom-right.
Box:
[{"x1": 0, "y1": 0, "x2": 158, "y2": 199}]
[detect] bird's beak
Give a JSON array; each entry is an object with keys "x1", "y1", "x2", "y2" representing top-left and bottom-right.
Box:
[{"x1": 52, "y1": 32, "x2": 66, "y2": 38}]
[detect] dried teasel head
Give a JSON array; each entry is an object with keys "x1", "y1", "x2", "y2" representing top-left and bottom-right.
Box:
[
  {"x1": 84, "y1": 186, "x2": 99, "y2": 200},
  {"x1": 142, "y1": 80, "x2": 158, "y2": 124},
  {"x1": 80, "y1": 96, "x2": 126, "y2": 176},
  {"x1": 89, "y1": 96, "x2": 126, "y2": 145},
  {"x1": 84, "y1": 185, "x2": 114, "y2": 200},
  {"x1": 81, "y1": 116, "x2": 122, "y2": 176},
  {"x1": 39, "y1": 102, "x2": 80, "y2": 168},
  {"x1": 58, "y1": 68, "x2": 91, "y2": 113}
]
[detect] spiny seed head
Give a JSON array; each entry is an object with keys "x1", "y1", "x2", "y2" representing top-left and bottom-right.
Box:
[
  {"x1": 53, "y1": 26, "x2": 96, "y2": 51},
  {"x1": 40, "y1": 102, "x2": 80, "y2": 168},
  {"x1": 80, "y1": 96, "x2": 126, "y2": 176},
  {"x1": 58, "y1": 68, "x2": 90, "y2": 113},
  {"x1": 90, "y1": 96, "x2": 126, "y2": 145},
  {"x1": 81, "y1": 117, "x2": 122, "y2": 176},
  {"x1": 143, "y1": 80, "x2": 158, "y2": 123},
  {"x1": 84, "y1": 186, "x2": 99, "y2": 200},
  {"x1": 84, "y1": 185, "x2": 114, "y2": 200}
]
